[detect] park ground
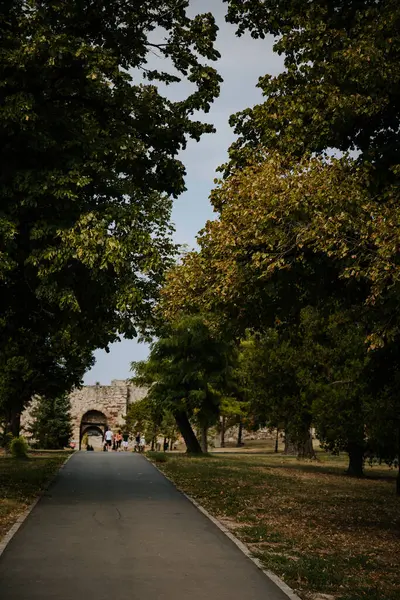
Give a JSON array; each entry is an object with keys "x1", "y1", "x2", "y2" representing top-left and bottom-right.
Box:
[
  {"x1": 0, "y1": 451, "x2": 69, "y2": 541},
  {"x1": 1, "y1": 447, "x2": 398, "y2": 600},
  {"x1": 151, "y1": 449, "x2": 400, "y2": 600}
]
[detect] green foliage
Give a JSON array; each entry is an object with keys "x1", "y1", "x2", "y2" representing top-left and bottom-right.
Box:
[
  {"x1": 28, "y1": 395, "x2": 73, "y2": 450},
  {"x1": 10, "y1": 436, "x2": 29, "y2": 459},
  {"x1": 224, "y1": 0, "x2": 400, "y2": 174},
  {"x1": 125, "y1": 397, "x2": 163, "y2": 443},
  {"x1": 132, "y1": 316, "x2": 227, "y2": 419},
  {"x1": 0, "y1": 1, "x2": 222, "y2": 422},
  {"x1": 132, "y1": 314, "x2": 235, "y2": 452}
]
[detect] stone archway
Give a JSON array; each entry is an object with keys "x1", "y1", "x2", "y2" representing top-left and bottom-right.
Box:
[{"x1": 80, "y1": 410, "x2": 108, "y2": 450}]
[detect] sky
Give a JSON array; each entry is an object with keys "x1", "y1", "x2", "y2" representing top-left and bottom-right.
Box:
[{"x1": 83, "y1": 1, "x2": 284, "y2": 385}]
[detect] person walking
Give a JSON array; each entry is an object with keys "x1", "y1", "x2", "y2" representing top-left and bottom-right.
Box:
[
  {"x1": 104, "y1": 428, "x2": 113, "y2": 451},
  {"x1": 122, "y1": 432, "x2": 129, "y2": 451},
  {"x1": 139, "y1": 435, "x2": 146, "y2": 453},
  {"x1": 115, "y1": 430, "x2": 122, "y2": 451},
  {"x1": 134, "y1": 433, "x2": 140, "y2": 452}
]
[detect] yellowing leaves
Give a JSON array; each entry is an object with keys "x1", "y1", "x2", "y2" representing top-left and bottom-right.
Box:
[{"x1": 161, "y1": 151, "x2": 400, "y2": 342}]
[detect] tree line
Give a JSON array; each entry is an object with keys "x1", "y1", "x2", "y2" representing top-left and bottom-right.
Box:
[{"x1": 135, "y1": 1, "x2": 400, "y2": 493}]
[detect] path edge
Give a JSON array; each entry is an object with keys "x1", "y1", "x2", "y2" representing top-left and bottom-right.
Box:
[
  {"x1": 0, "y1": 451, "x2": 75, "y2": 558},
  {"x1": 146, "y1": 457, "x2": 302, "y2": 600}
]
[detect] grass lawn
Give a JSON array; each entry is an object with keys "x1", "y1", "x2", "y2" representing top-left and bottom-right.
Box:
[
  {"x1": 0, "y1": 452, "x2": 69, "y2": 541},
  {"x1": 153, "y1": 452, "x2": 400, "y2": 600}
]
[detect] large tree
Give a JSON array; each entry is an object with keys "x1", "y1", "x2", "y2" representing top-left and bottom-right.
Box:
[{"x1": 0, "y1": 1, "x2": 221, "y2": 427}]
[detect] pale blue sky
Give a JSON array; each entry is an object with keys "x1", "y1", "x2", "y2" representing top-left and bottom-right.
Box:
[{"x1": 84, "y1": 1, "x2": 284, "y2": 385}]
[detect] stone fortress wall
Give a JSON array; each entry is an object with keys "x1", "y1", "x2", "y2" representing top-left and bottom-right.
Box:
[{"x1": 21, "y1": 380, "x2": 148, "y2": 448}]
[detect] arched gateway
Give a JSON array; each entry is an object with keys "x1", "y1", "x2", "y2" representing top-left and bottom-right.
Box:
[
  {"x1": 69, "y1": 380, "x2": 147, "y2": 447},
  {"x1": 80, "y1": 410, "x2": 108, "y2": 449}
]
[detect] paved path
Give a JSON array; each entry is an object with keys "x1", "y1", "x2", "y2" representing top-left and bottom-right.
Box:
[{"x1": 0, "y1": 453, "x2": 289, "y2": 600}]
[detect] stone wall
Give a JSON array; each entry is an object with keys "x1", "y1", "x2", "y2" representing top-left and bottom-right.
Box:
[{"x1": 21, "y1": 380, "x2": 147, "y2": 447}]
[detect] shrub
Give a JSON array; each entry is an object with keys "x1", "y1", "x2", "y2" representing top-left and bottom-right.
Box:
[
  {"x1": 147, "y1": 451, "x2": 168, "y2": 463},
  {"x1": 10, "y1": 436, "x2": 29, "y2": 459}
]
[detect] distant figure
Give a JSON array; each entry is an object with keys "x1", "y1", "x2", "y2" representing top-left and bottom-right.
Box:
[
  {"x1": 140, "y1": 435, "x2": 146, "y2": 453},
  {"x1": 104, "y1": 428, "x2": 113, "y2": 451},
  {"x1": 135, "y1": 433, "x2": 140, "y2": 452},
  {"x1": 115, "y1": 430, "x2": 122, "y2": 451},
  {"x1": 122, "y1": 432, "x2": 129, "y2": 451}
]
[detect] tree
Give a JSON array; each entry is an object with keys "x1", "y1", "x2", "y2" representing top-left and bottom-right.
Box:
[
  {"x1": 27, "y1": 394, "x2": 73, "y2": 449},
  {"x1": 224, "y1": 0, "x2": 400, "y2": 176},
  {"x1": 218, "y1": 396, "x2": 249, "y2": 448},
  {"x1": 364, "y1": 340, "x2": 400, "y2": 494},
  {"x1": 301, "y1": 307, "x2": 369, "y2": 476},
  {"x1": 238, "y1": 327, "x2": 317, "y2": 459},
  {"x1": 0, "y1": 1, "x2": 221, "y2": 431},
  {"x1": 125, "y1": 398, "x2": 178, "y2": 451},
  {"x1": 132, "y1": 315, "x2": 234, "y2": 453}
]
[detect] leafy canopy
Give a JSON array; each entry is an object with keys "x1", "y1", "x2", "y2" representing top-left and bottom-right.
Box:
[
  {"x1": 224, "y1": 0, "x2": 400, "y2": 174},
  {"x1": 132, "y1": 314, "x2": 233, "y2": 428},
  {"x1": 0, "y1": 1, "x2": 222, "y2": 412}
]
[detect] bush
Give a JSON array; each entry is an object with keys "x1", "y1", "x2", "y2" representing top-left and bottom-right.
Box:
[
  {"x1": 10, "y1": 436, "x2": 29, "y2": 459},
  {"x1": 147, "y1": 451, "x2": 168, "y2": 463}
]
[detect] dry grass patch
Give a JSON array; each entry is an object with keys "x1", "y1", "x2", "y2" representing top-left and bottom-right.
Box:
[{"x1": 155, "y1": 453, "x2": 400, "y2": 600}]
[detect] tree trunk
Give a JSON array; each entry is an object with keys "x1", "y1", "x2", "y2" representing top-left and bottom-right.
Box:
[
  {"x1": 284, "y1": 431, "x2": 298, "y2": 455},
  {"x1": 347, "y1": 443, "x2": 364, "y2": 477},
  {"x1": 236, "y1": 419, "x2": 243, "y2": 447},
  {"x1": 151, "y1": 437, "x2": 155, "y2": 451},
  {"x1": 285, "y1": 429, "x2": 316, "y2": 459},
  {"x1": 200, "y1": 425, "x2": 208, "y2": 453},
  {"x1": 174, "y1": 410, "x2": 202, "y2": 454},
  {"x1": 275, "y1": 429, "x2": 279, "y2": 453},
  {"x1": 297, "y1": 430, "x2": 316, "y2": 459},
  {"x1": 220, "y1": 416, "x2": 226, "y2": 448},
  {"x1": 7, "y1": 408, "x2": 21, "y2": 438},
  {"x1": 396, "y1": 426, "x2": 400, "y2": 496}
]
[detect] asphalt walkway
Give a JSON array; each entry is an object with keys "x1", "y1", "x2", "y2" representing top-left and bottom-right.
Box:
[{"x1": 0, "y1": 453, "x2": 289, "y2": 599}]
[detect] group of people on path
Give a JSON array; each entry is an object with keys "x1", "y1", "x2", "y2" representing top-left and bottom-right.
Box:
[{"x1": 103, "y1": 428, "x2": 145, "y2": 452}]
